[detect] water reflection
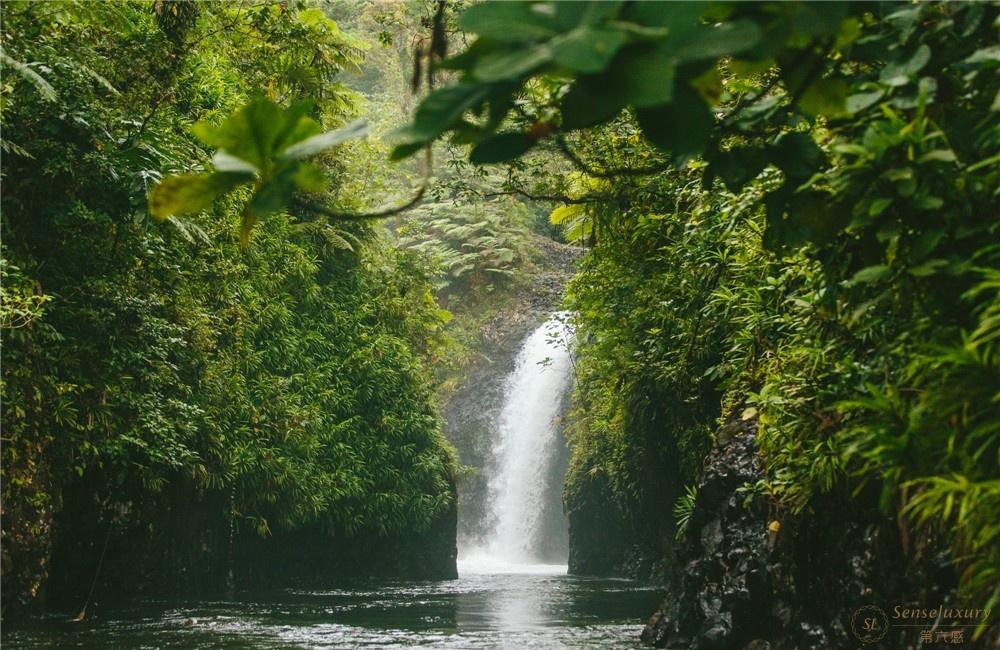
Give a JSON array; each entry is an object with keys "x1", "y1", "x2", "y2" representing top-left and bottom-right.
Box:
[{"x1": 458, "y1": 576, "x2": 550, "y2": 631}]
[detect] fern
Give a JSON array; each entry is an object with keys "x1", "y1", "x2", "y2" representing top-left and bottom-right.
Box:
[
  {"x1": 673, "y1": 485, "x2": 698, "y2": 540},
  {"x1": 0, "y1": 48, "x2": 57, "y2": 102}
]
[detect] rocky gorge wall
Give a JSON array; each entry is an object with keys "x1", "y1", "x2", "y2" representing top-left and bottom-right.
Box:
[
  {"x1": 29, "y1": 473, "x2": 458, "y2": 619},
  {"x1": 639, "y1": 411, "x2": 996, "y2": 649}
]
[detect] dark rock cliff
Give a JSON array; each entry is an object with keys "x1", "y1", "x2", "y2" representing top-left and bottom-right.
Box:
[
  {"x1": 640, "y1": 411, "x2": 996, "y2": 649},
  {"x1": 238, "y1": 477, "x2": 459, "y2": 586},
  {"x1": 35, "y1": 472, "x2": 459, "y2": 618},
  {"x1": 567, "y1": 386, "x2": 685, "y2": 581}
]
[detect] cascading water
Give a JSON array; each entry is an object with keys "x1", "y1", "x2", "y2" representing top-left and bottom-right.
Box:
[{"x1": 460, "y1": 315, "x2": 574, "y2": 572}]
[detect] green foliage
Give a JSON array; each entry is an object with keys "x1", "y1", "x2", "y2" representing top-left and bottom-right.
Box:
[
  {"x1": 0, "y1": 260, "x2": 49, "y2": 329},
  {"x1": 396, "y1": 198, "x2": 532, "y2": 295},
  {"x1": 562, "y1": 164, "x2": 769, "y2": 546},
  {"x1": 511, "y1": 0, "x2": 1000, "y2": 622},
  {"x1": 3, "y1": 0, "x2": 999, "y2": 627},
  {"x1": 0, "y1": 0, "x2": 456, "y2": 565},
  {"x1": 673, "y1": 485, "x2": 698, "y2": 541},
  {"x1": 392, "y1": 1, "x2": 880, "y2": 236},
  {"x1": 546, "y1": 172, "x2": 614, "y2": 245}
]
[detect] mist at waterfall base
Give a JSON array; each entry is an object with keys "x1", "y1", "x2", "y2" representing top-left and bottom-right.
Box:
[{"x1": 4, "y1": 317, "x2": 662, "y2": 649}]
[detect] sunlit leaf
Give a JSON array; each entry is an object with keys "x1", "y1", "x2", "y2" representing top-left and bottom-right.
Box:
[
  {"x1": 280, "y1": 119, "x2": 368, "y2": 160},
  {"x1": 550, "y1": 204, "x2": 584, "y2": 225},
  {"x1": 148, "y1": 172, "x2": 250, "y2": 220},
  {"x1": 473, "y1": 44, "x2": 551, "y2": 82},
  {"x1": 798, "y1": 78, "x2": 849, "y2": 117},
  {"x1": 673, "y1": 20, "x2": 761, "y2": 61}
]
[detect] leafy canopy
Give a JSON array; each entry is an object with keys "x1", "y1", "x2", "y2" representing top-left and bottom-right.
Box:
[{"x1": 393, "y1": 1, "x2": 996, "y2": 254}]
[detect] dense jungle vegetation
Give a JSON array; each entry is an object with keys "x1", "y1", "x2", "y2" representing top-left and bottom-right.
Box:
[
  {"x1": 2, "y1": 0, "x2": 999, "y2": 643},
  {"x1": 0, "y1": 0, "x2": 559, "y2": 614},
  {"x1": 0, "y1": 0, "x2": 464, "y2": 610},
  {"x1": 484, "y1": 0, "x2": 998, "y2": 628},
  {"x1": 385, "y1": 0, "x2": 1000, "y2": 633}
]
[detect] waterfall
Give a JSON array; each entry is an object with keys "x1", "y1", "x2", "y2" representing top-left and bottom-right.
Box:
[{"x1": 460, "y1": 315, "x2": 574, "y2": 572}]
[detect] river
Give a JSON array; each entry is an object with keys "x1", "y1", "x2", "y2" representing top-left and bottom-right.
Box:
[{"x1": 4, "y1": 562, "x2": 660, "y2": 648}]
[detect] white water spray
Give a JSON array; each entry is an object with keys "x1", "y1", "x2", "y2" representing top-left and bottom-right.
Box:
[{"x1": 460, "y1": 315, "x2": 574, "y2": 572}]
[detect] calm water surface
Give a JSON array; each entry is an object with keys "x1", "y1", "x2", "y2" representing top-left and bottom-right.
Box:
[{"x1": 4, "y1": 562, "x2": 662, "y2": 649}]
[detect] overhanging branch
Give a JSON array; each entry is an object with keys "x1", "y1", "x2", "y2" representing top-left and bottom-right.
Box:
[{"x1": 482, "y1": 187, "x2": 602, "y2": 205}]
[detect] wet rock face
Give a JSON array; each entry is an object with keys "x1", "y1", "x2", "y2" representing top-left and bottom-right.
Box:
[
  {"x1": 567, "y1": 473, "x2": 636, "y2": 576},
  {"x1": 641, "y1": 414, "x2": 962, "y2": 650},
  {"x1": 639, "y1": 417, "x2": 768, "y2": 649}
]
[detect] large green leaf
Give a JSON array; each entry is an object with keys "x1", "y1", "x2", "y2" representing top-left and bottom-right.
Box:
[
  {"x1": 965, "y1": 45, "x2": 1000, "y2": 65},
  {"x1": 473, "y1": 44, "x2": 552, "y2": 82},
  {"x1": 250, "y1": 160, "x2": 329, "y2": 219},
  {"x1": 553, "y1": 1, "x2": 625, "y2": 29},
  {"x1": 608, "y1": 42, "x2": 678, "y2": 108},
  {"x1": 270, "y1": 100, "x2": 322, "y2": 154},
  {"x1": 848, "y1": 265, "x2": 891, "y2": 285},
  {"x1": 635, "y1": 84, "x2": 713, "y2": 164},
  {"x1": 561, "y1": 75, "x2": 627, "y2": 129},
  {"x1": 458, "y1": 2, "x2": 558, "y2": 42},
  {"x1": 623, "y1": 1, "x2": 705, "y2": 34},
  {"x1": 560, "y1": 14, "x2": 732, "y2": 124},
  {"x1": 439, "y1": 38, "x2": 501, "y2": 72},
  {"x1": 193, "y1": 99, "x2": 281, "y2": 170},
  {"x1": 469, "y1": 132, "x2": 535, "y2": 164},
  {"x1": 151, "y1": 99, "x2": 365, "y2": 243},
  {"x1": 148, "y1": 172, "x2": 251, "y2": 220},
  {"x1": 398, "y1": 84, "x2": 490, "y2": 143},
  {"x1": 191, "y1": 98, "x2": 328, "y2": 172},
  {"x1": 250, "y1": 178, "x2": 295, "y2": 218},
  {"x1": 389, "y1": 141, "x2": 426, "y2": 162},
  {"x1": 550, "y1": 25, "x2": 628, "y2": 73},
  {"x1": 673, "y1": 20, "x2": 761, "y2": 61},
  {"x1": 485, "y1": 84, "x2": 519, "y2": 130},
  {"x1": 789, "y1": 2, "x2": 849, "y2": 38},
  {"x1": 847, "y1": 87, "x2": 886, "y2": 113}
]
